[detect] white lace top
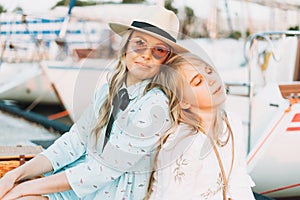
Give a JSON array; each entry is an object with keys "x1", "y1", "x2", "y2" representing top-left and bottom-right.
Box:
[{"x1": 149, "y1": 113, "x2": 255, "y2": 200}]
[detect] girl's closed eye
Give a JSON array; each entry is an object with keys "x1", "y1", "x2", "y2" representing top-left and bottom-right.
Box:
[{"x1": 190, "y1": 74, "x2": 203, "y2": 86}]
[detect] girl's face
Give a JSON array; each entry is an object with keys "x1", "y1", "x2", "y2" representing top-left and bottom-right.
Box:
[
  {"x1": 180, "y1": 63, "x2": 226, "y2": 109},
  {"x1": 125, "y1": 31, "x2": 171, "y2": 86}
]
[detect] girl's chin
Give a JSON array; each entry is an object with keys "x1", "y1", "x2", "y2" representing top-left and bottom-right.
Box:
[{"x1": 130, "y1": 72, "x2": 155, "y2": 80}]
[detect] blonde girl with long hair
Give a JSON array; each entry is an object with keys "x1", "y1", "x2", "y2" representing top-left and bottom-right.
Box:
[
  {"x1": 0, "y1": 6, "x2": 187, "y2": 200},
  {"x1": 148, "y1": 52, "x2": 256, "y2": 200}
]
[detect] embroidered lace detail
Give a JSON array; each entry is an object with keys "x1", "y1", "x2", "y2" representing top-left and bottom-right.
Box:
[
  {"x1": 200, "y1": 172, "x2": 223, "y2": 199},
  {"x1": 173, "y1": 154, "x2": 188, "y2": 183}
]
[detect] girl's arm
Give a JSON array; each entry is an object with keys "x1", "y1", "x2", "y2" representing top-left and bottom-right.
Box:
[
  {"x1": 1, "y1": 172, "x2": 70, "y2": 200},
  {"x1": 0, "y1": 85, "x2": 105, "y2": 199},
  {"x1": 41, "y1": 103, "x2": 97, "y2": 172},
  {"x1": 0, "y1": 154, "x2": 53, "y2": 199}
]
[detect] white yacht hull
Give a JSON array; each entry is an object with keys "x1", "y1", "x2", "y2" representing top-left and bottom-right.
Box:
[
  {"x1": 0, "y1": 62, "x2": 59, "y2": 104},
  {"x1": 41, "y1": 58, "x2": 113, "y2": 121},
  {"x1": 246, "y1": 83, "x2": 300, "y2": 198}
]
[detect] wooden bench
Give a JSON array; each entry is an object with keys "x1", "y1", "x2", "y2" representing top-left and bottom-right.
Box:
[{"x1": 0, "y1": 145, "x2": 43, "y2": 178}]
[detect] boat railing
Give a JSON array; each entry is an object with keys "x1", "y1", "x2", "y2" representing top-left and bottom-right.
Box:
[{"x1": 0, "y1": 12, "x2": 110, "y2": 64}]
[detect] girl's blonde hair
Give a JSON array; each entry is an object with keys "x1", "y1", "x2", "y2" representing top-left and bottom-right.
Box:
[{"x1": 93, "y1": 30, "x2": 131, "y2": 137}]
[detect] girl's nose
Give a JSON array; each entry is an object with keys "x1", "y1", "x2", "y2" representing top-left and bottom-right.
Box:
[
  {"x1": 208, "y1": 79, "x2": 216, "y2": 86},
  {"x1": 141, "y1": 47, "x2": 152, "y2": 59}
]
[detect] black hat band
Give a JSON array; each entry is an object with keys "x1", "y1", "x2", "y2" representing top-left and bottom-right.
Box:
[{"x1": 131, "y1": 21, "x2": 176, "y2": 43}]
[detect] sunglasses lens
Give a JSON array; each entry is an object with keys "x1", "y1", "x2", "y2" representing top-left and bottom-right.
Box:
[
  {"x1": 152, "y1": 46, "x2": 170, "y2": 60},
  {"x1": 129, "y1": 38, "x2": 170, "y2": 60}
]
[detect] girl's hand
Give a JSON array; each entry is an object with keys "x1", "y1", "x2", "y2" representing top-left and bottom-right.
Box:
[
  {"x1": 1, "y1": 184, "x2": 24, "y2": 200},
  {"x1": 0, "y1": 172, "x2": 17, "y2": 199}
]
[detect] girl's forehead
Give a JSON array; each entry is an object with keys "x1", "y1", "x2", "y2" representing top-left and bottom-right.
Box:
[
  {"x1": 181, "y1": 64, "x2": 204, "y2": 74},
  {"x1": 179, "y1": 66, "x2": 202, "y2": 82},
  {"x1": 131, "y1": 30, "x2": 148, "y2": 38},
  {"x1": 131, "y1": 30, "x2": 165, "y2": 43}
]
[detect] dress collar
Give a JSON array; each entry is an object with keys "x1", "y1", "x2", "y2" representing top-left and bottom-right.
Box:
[{"x1": 121, "y1": 79, "x2": 151, "y2": 100}]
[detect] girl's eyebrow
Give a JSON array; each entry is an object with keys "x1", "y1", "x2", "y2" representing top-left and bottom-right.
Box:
[
  {"x1": 131, "y1": 35, "x2": 168, "y2": 47},
  {"x1": 131, "y1": 35, "x2": 146, "y2": 41}
]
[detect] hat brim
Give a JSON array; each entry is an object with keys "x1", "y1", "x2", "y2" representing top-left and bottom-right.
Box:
[{"x1": 109, "y1": 22, "x2": 188, "y2": 53}]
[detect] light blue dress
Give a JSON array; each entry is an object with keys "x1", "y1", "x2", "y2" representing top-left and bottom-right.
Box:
[{"x1": 41, "y1": 80, "x2": 171, "y2": 200}]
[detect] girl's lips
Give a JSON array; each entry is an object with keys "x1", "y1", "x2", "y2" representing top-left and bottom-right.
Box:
[
  {"x1": 135, "y1": 62, "x2": 151, "y2": 69},
  {"x1": 213, "y1": 86, "x2": 221, "y2": 95}
]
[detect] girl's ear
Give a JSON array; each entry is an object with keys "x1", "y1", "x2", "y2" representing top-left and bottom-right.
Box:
[{"x1": 180, "y1": 100, "x2": 191, "y2": 110}]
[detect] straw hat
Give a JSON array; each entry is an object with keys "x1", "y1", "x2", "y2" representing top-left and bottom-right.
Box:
[
  {"x1": 108, "y1": 5, "x2": 187, "y2": 53},
  {"x1": 109, "y1": 5, "x2": 215, "y2": 68}
]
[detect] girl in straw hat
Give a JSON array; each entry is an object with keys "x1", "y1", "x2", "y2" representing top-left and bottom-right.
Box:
[
  {"x1": 0, "y1": 5, "x2": 187, "y2": 200},
  {"x1": 146, "y1": 52, "x2": 256, "y2": 200}
]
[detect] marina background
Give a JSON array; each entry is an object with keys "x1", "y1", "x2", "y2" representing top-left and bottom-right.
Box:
[{"x1": 0, "y1": 0, "x2": 299, "y2": 199}]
